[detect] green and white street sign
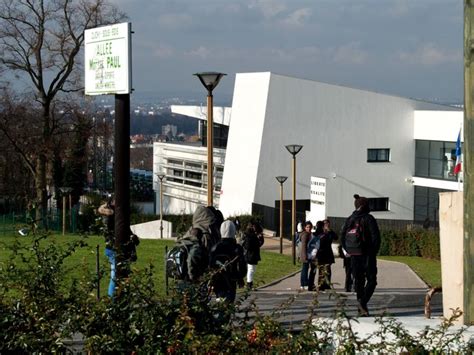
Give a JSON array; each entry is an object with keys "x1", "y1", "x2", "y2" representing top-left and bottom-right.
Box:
[{"x1": 84, "y1": 22, "x2": 131, "y2": 95}]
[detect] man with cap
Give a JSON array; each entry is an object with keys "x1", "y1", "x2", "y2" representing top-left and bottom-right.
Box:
[
  {"x1": 209, "y1": 220, "x2": 247, "y2": 302},
  {"x1": 340, "y1": 194, "x2": 381, "y2": 316}
]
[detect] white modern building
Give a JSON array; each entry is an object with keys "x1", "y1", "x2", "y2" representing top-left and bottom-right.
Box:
[{"x1": 153, "y1": 72, "x2": 462, "y2": 231}]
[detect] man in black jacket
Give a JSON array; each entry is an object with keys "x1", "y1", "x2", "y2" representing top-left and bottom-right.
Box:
[{"x1": 340, "y1": 194, "x2": 381, "y2": 316}]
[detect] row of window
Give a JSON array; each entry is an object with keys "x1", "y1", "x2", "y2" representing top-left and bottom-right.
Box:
[{"x1": 164, "y1": 158, "x2": 223, "y2": 192}]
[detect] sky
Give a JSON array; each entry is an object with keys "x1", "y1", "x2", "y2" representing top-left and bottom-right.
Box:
[{"x1": 109, "y1": 0, "x2": 463, "y2": 104}]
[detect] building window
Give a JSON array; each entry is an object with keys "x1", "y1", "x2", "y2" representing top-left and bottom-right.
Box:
[
  {"x1": 168, "y1": 159, "x2": 183, "y2": 167},
  {"x1": 415, "y1": 140, "x2": 457, "y2": 181},
  {"x1": 368, "y1": 197, "x2": 389, "y2": 211},
  {"x1": 185, "y1": 171, "x2": 202, "y2": 180},
  {"x1": 367, "y1": 148, "x2": 390, "y2": 162},
  {"x1": 414, "y1": 186, "x2": 450, "y2": 225}
]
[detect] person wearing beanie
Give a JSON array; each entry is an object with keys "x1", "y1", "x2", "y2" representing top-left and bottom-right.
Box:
[
  {"x1": 209, "y1": 220, "x2": 247, "y2": 302},
  {"x1": 340, "y1": 194, "x2": 381, "y2": 316}
]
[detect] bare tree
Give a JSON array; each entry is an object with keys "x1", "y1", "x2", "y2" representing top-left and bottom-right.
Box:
[{"x1": 0, "y1": 0, "x2": 125, "y2": 223}]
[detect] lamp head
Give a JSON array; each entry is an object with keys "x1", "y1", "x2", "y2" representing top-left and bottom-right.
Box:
[
  {"x1": 59, "y1": 187, "x2": 72, "y2": 194},
  {"x1": 194, "y1": 72, "x2": 226, "y2": 94},
  {"x1": 275, "y1": 176, "x2": 288, "y2": 184},
  {"x1": 285, "y1": 144, "x2": 303, "y2": 156},
  {"x1": 156, "y1": 173, "x2": 165, "y2": 181}
]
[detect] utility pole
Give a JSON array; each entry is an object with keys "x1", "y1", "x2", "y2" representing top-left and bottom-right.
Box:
[{"x1": 463, "y1": 0, "x2": 474, "y2": 325}]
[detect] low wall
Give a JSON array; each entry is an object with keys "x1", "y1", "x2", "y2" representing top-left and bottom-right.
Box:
[
  {"x1": 439, "y1": 191, "x2": 464, "y2": 323},
  {"x1": 131, "y1": 219, "x2": 173, "y2": 239}
]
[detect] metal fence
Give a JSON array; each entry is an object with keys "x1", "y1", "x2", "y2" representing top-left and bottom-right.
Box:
[{"x1": 0, "y1": 207, "x2": 79, "y2": 236}]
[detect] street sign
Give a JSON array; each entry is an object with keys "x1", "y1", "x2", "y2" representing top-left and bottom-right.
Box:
[{"x1": 84, "y1": 22, "x2": 131, "y2": 95}]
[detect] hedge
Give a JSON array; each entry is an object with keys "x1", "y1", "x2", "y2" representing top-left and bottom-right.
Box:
[{"x1": 379, "y1": 229, "x2": 440, "y2": 260}]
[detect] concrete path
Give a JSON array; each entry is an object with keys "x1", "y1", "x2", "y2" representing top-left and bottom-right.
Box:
[{"x1": 253, "y1": 236, "x2": 473, "y2": 344}]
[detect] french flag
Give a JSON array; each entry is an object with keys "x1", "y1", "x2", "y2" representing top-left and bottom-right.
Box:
[{"x1": 454, "y1": 130, "x2": 462, "y2": 175}]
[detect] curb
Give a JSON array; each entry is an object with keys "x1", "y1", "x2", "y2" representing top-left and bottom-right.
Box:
[{"x1": 256, "y1": 269, "x2": 301, "y2": 290}]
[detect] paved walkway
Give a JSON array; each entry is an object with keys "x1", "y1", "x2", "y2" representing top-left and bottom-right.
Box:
[{"x1": 251, "y1": 235, "x2": 473, "y2": 341}]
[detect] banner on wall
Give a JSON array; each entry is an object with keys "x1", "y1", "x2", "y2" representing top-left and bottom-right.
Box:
[{"x1": 306, "y1": 176, "x2": 327, "y2": 223}]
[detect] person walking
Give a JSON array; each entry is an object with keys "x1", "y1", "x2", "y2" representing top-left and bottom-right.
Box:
[
  {"x1": 306, "y1": 222, "x2": 321, "y2": 291},
  {"x1": 241, "y1": 220, "x2": 264, "y2": 289},
  {"x1": 340, "y1": 194, "x2": 381, "y2": 316},
  {"x1": 315, "y1": 219, "x2": 336, "y2": 291},
  {"x1": 209, "y1": 220, "x2": 247, "y2": 303},
  {"x1": 98, "y1": 199, "x2": 116, "y2": 297},
  {"x1": 299, "y1": 221, "x2": 315, "y2": 290}
]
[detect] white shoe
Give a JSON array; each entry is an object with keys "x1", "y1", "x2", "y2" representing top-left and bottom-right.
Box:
[{"x1": 300, "y1": 286, "x2": 308, "y2": 291}]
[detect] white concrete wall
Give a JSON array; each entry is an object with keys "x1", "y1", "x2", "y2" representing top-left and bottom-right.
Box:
[
  {"x1": 131, "y1": 219, "x2": 173, "y2": 239},
  {"x1": 219, "y1": 72, "x2": 271, "y2": 216},
  {"x1": 414, "y1": 111, "x2": 463, "y2": 142},
  {"x1": 171, "y1": 105, "x2": 232, "y2": 126}
]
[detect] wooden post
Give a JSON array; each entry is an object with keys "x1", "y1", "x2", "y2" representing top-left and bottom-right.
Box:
[
  {"x1": 463, "y1": 0, "x2": 474, "y2": 325},
  {"x1": 207, "y1": 94, "x2": 214, "y2": 206},
  {"x1": 291, "y1": 156, "x2": 296, "y2": 265},
  {"x1": 279, "y1": 182, "x2": 284, "y2": 254}
]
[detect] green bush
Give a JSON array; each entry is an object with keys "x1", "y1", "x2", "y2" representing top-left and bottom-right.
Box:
[{"x1": 379, "y1": 229, "x2": 440, "y2": 260}]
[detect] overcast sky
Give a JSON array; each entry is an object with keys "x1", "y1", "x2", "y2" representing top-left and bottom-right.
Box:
[{"x1": 110, "y1": 0, "x2": 462, "y2": 103}]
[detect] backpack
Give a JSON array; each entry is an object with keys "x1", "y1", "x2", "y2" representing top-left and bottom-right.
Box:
[
  {"x1": 210, "y1": 245, "x2": 245, "y2": 282},
  {"x1": 295, "y1": 232, "x2": 302, "y2": 259},
  {"x1": 307, "y1": 234, "x2": 321, "y2": 261},
  {"x1": 166, "y1": 243, "x2": 190, "y2": 280},
  {"x1": 345, "y1": 218, "x2": 364, "y2": 256}
]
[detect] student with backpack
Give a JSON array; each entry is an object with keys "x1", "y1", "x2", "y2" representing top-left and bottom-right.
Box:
[
  {"x1": 340, "y1": 194, "x2": 381, "y2": 316},
  {"x1": 166, "y1": 228, "x2": 208, "y2": 282},
  {"x1": 209, "y1": 220, "x2": 247, "y2": 302}
]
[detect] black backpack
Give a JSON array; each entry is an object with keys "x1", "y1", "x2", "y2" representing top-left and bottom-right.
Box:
[
  {"x1": 166, "y1": 243, "x2": 190, "y2": 280},
  {"x1": 345, "y1": 218, "x2": 365, "y2": 256}
]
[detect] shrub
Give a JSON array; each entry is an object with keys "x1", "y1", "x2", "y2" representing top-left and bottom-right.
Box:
[{"x1": 379, "y1": 229, "x2": 440, "y2": 259}]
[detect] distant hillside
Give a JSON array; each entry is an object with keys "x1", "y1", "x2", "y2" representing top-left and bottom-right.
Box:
[{"x1": 131, "y1": 113, "x2": 198, "y2": 135}]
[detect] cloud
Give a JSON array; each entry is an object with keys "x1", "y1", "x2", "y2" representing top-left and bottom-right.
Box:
[
  {"x1": 152, "y1": 44, "x2": 175, "y2": 59},
  {"x1": 398, "y1": 43, "x2": 460, "y2": 66},
  {"x1": 249, "y1": 0, "x2": 286, "y2": 19},
  {"x1": 157, "y1": 13, "x2": 193, "y2": 30},
  {"x1": 281, "y1": 8, "x2": 312, "y2": 27},
  {"x1": 185, "y1": 46, "x2": 212, "y2": 59},
  {"x1": 332, "y1": 42, "x2": 369, "y2": 65}
]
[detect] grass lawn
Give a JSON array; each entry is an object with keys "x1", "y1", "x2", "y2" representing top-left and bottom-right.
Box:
[
  {"x1": 379, "y1": 256, "x2": 441, "y2": 288},
  {"x1": 0, "y1": 233, "x2": 299, "y2": 296}
]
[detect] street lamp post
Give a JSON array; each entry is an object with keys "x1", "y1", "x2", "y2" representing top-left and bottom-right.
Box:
[
  {"x1": 157, "y1": 173, "x2": 165, "y2": 239},
  {"x1": 275, "y1": 176, "x2": 288, "y2": 254},
  {"x1": 194, "y1": 72, "x2": 226, "y2": 206},
  {"x1": 285, "y1": 144, "x2": 303, "y2": 265},
  {"x1": 59, "y1": 187, "x2": 72, "y2": 236}
]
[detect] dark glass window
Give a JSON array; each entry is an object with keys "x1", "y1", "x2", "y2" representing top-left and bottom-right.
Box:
[
  {"x1": 414, "y1": 186, "x2": 451, "y2": 224},
  {"x1": 415, "y1": 140, "x2": 457, "y2": 181},
  {"x1": 168, "y1": 159, "x2": 183, "y2": 166},
  {"x1": 368, "y1": 197, "x2": 389, "y2": 211},
  {"x1": 202, "y1": 123, "x2": 229, "y2": 149},
  {"x1": 367, "y1": 148, "x2": 390, "y2": 162},
  {"x1": 185, "y1": 171, "x2": 202, "y2": 180}
]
